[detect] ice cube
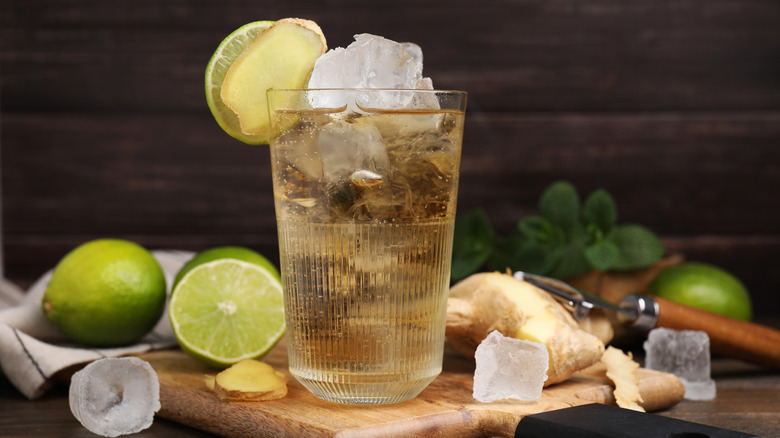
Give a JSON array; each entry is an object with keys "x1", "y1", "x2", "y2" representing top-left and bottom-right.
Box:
[
  {"x1": 315, "y1": 121, "x2": 394, "y2": 217},
  {"x1": 683, "y1": 379, "x2": 717, "y2": 401},
  {"x1": 309, "y1": 33, "x2": 431, "y2": 90},
  {"x1": 643, "y1": 327, "x2": 716, "y2": 400},
  {"x1": 401, "y1": 42, "x2": 423, "y2": 67},
  {"x1": 473, "y1": 330, "x2": 549, "y2": 403},
  {"x1": 644, "y1": 328, "x2": 711, "y2": 382},
  {"x1": 275, "y1": 122, "x2": 323, "y2": 181},
  {"x1": 69, "y1": 357, "x2": 161, "y2": 437},
  {"x1": 318, "y1": 121, "x2": 389, "y2": 184},
  {"x1": 307, "y1": 34, "x2": 435, "y2": 111}
]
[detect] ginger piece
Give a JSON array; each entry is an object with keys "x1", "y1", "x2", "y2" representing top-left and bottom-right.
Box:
[
  {"x1": 447, "y1": 272, "x2": 604, "y2": 386},
  {"x1": 577, "y1": 308, "x2": 614, "y2": 345},
  {"x1": 602, "y1": 346, "x2": 645, "y2": 412},
  {"x1": 204, "y1": 374, "x2": 216, "y2": 391},
  {"x1": 208, "y1": 359, "x2": 288, "y2": 401},
  {"x1": 221, "y1": 18, "x2": 327, "y2": 138}
]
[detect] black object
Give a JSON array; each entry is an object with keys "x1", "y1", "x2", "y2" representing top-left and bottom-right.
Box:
[{"x1": 514, "y1": 403, "x2": 758, "y2": 438}]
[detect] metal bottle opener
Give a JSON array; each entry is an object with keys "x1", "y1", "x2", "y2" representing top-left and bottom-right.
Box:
[{"x1": 514, "y1": 271, "x2": 780, "y2": 369}]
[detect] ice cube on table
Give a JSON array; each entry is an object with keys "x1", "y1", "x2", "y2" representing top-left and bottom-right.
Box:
[
  {"x1": 683, "y1": 379, "x2": 717, "y2": 401},
  {"x1": 473, "y1": 330, "x2": 549, "y2": 403},
  {"x1": 643, "y1": 327, "x2": 716, "y2": 400},
  {"x1": 307, "y1": 34, "x2": 435, "y2": 111},
  {"x1": 69, "y1": 357, "x2": 160, "y2": 437}
]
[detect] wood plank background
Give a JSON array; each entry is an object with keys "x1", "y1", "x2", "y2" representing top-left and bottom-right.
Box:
[{"x1": 2, "y1": 0, "x2": 778, "y2": 316}]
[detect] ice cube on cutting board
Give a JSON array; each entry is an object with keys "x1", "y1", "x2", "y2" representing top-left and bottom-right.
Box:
[
  {"x1": 643, "y1": 327, "x2": 716, "y2": 400},
  {"x1": 473, "y1": 330, "x2": 549, "y2": 402}
]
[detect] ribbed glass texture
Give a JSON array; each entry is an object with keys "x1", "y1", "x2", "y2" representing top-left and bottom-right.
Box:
[
  {"x1": 268, "y1": 89, "x2": 466, "y2": 404},
  {"x1": 280, "y1": 220, "x2": 453, "y2": 404}
]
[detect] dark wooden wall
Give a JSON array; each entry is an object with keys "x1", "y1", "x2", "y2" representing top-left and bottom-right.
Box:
[{"x1": 2, "y1": 0, "x2": 778, "y2": 315}]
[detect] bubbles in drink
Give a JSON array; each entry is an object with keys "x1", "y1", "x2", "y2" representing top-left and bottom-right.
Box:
[
  {"x1": 268, "y1": 92, "x2": 465, "y2": 404},
  {"x1": 318, "y1": 120, "x2": 389, "y2": 184},
  {"x1": 268, "y1": 31, "x2": 466, "y2": 404},
  {"x1": 271, "y1": 108, "x2": 462, "y2": 222}
]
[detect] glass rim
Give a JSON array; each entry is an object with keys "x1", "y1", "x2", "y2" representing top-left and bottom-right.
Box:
[{"x1": 267, "y1": 88, "x2": 467, "y2": 95}]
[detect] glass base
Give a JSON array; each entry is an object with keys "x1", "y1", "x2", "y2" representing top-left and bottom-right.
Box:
[{"x1": 293, "y1": 372, "x2": 439, "y2": 405}]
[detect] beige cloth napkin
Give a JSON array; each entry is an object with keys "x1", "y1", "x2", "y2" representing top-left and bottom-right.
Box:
[{"x1": 0, "y1": 250, "x2": 193, "y2": 399}]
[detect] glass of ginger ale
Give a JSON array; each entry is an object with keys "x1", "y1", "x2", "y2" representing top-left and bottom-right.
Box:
[{"x1": 267, "y1": 88, "x2": 466, "y2": 404}]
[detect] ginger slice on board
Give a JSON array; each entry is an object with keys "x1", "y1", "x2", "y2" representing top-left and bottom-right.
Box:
[{"x1": 205, "y1": 359, "x2": 288, "y2": 401}]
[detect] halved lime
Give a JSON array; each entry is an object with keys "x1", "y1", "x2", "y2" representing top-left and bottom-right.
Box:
[
  {"x1": 172, "y1": 246, "x2": 280, "y2": 290},
  {"x1": 205, "y1": 21, "x2": 274, "y2": 145},
  {"x1": 169, "y1": 259, "x2": 285, "y2": 368}
]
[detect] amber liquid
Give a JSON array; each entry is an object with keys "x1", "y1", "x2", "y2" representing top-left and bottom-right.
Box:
[
  {"x1": 279, "y1": 220, "x2": 453, "y2": 404},
  {"x1": 270, "y1": 101, "x2": 464, "y2": 404}
]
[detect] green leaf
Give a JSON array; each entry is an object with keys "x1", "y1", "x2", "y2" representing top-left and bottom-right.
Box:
[
  {"x1": 518, "y1": 216, "x2": 560, "y2": 244},
  {"x1": 451, "y1": 209, "x2": 496, "y2": 281},
  {"x1": 548, "y1": 242, "x2": 592, "y2": 278},
  {"x1": 585, "y1": 222, "x2": 604, "y2": 243},
  {"x1": 539, "y1": 181, "x2": 580, "y2": 233},
  {"x1": 608, "y1": 224, "x2": 664, "y2": 271},
  {"x1": 568, "y1": 223, "x2": 589, "y2": 246},
  {"x1": 451, "y1": 256, "x2": 488, "y2": 282},
  {"x1": 585, "y1": 239, "x2": 619, "y2": 271},
  {"x1": 453, "y1": 208, "x2": 495, "y2": 254},
  {"x1": 583, "y1": 189, "x2": 617, "y2": 234},
  {"x1": 489, "y1": 230, "x2": 556, "y2": 275},
  {"x1": 452, "y1": 181, "x2": 663, "y2": 281}
]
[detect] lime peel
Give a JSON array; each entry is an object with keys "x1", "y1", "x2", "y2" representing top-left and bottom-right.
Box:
[
  {"x1": 42, "y1": 239, "x2": 166, "y2": 347},
  {"x1": 205, "y1": 21, "x2": 275, "y2": 145},
  {"x1": 206, "y1": 18, "x2": 327, "y2": 145},
  {"x1": 647, "y1": 262, "x2": 752, "y2": 321},
  {"x1": 172, "y1": 245, "x2": 280, "y2": 290}
]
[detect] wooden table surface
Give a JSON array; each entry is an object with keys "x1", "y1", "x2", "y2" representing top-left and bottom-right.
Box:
[
  {"x1": 3, "y1": 2, "x2": 778, "y2": 436},
  {"x1": 1, "y1": 348, "x2": 778, "y2": 437}
]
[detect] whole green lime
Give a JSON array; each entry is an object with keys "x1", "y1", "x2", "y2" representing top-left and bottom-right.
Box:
[
  {"x1": 42, "y1": 239, "x2": 167, "y2": 347},
  {"x1": 647, "y1": 262, "x2": 752, "y2": 321},
  {"x1": 172, "y1": 246, "x2": 280, "y2": 290}
]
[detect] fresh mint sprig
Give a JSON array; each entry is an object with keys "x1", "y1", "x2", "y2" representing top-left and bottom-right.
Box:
[{"x1": 451, "y1": 180, "x2": 664, "y2": 282}]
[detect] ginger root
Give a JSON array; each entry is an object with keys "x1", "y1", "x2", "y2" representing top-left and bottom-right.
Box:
[
  {"x1": 205, "y1": 359, "x2": 288, "y2": 401},
  {"x1": 446, "y1": 272, "x2": 604, "y2": 386},
  {"x1": 601, "y1": 346, "x2": 644, "y2": 412},
  {"x1": 576, "y1": 309, "x2": 614, "y2": 345}
]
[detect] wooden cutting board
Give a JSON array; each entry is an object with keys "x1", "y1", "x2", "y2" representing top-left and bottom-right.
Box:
[{"x1": 138, "y1": 338, "x2": 684, "y2": 438}]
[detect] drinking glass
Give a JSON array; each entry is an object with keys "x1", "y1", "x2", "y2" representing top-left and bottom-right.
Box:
[{"x1": 267, "y1": 88, "x2": 466, "y2": 404}]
